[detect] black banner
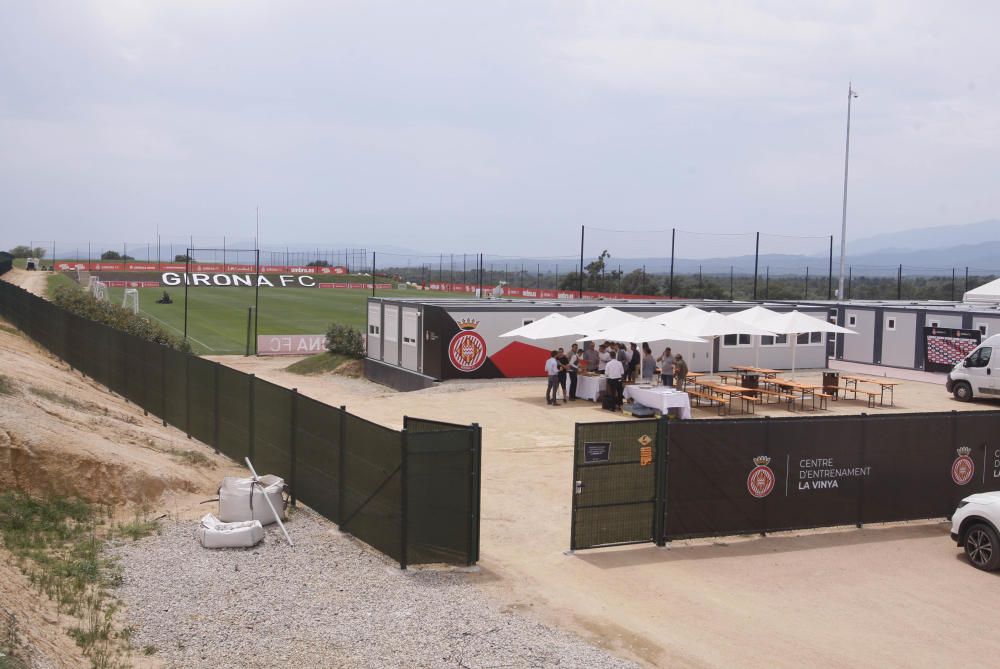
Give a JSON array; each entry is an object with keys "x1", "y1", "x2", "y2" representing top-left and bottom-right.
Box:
[
  {"x1": 664, "y1": 412, "x2": 1000, "y2": 540},
  {"x1": 923, "y1": 326, "x2": 981, "y2": 373}
]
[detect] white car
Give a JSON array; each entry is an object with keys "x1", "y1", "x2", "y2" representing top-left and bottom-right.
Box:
[{"x1": 951, "y1": 491, "x2": 1000, "y2": 570}]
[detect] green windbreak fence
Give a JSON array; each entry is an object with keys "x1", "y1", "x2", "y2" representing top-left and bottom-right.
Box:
[{"x1": 0, "y1": 277, "x2": 480, "y2": 568}]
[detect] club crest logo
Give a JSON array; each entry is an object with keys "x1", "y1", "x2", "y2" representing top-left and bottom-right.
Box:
[
  {"x1": 448, "y1": 319, "x2": 487, "y2": 372},
  {"x1": 951, "y1": 446, "x2": 975, "y2": 486},
  {"x1": 747, "y1": 455, "x2": 776, "y2": 498}
]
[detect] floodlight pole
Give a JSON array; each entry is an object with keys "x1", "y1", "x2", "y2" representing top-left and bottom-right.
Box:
[
  {"x1": 578, "y1": 225, "x2": 584, "y2": 299},
  {"x1": 837, "y1": 83, "x2": 858, "y2": 301},
  {"x1": 253, "y1": 249, "x2": 260, "y2": 354},
  {"x1": 372, "y1": 251, "x2": 376, "y2": 297},
  {"x1": 183, "y1": 250, "x2": 190, "y2": 342},
  {"x1": 827, "y1": 235, "x2": 834, "y2": 299},
  {"x1": 669, "y1": 228, "x2": 676, "y2": 298},
  {"x1": 752, "y1": 231, "x2": 760, "y2": 300}
]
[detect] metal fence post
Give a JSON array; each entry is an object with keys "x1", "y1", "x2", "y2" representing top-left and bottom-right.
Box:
[
  {"x1": 857, "y1": 413, "x2": 867, "y2": 528},
  {"x1": 248, "y1": 374, "x2": 256, "y2": 461},
  {"x1": 212, "y1": 362, "x2": 220, "y2": 454},
  {"x1": 570, "y1": 422, "x2": 579, "y2": 552},
  {"x1": 469, "y1": 422, "x2": 482, "y2": 566},
  {"x1": 654, "y1": 415, "x2": 669, "y2": 546},
  {"x1": 160, "y1": 345, "x2": 167, "y2": 426},
  {"x1": 289, "y1": 388, "x2": 298, "y2": 507},
  {"x1": 399, "y1": 428, "x2": 409, "y2": 570},
  {"x1": 185, "y1": 354, "x2": 191, "y2": 439},
  {"x1": 337, "y1": 405, "x2": 346, "y2": 526}
]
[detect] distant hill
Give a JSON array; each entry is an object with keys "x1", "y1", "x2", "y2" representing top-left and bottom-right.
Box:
[{"x1": 849, "y1": 219, "x2": 1000, "y2": 255}]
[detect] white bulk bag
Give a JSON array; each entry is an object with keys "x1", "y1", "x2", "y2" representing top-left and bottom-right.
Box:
[
  {"x1": 197, "y1": 513, "x2": 264, "y2": 549},
  {"x1": 217, "y1": 475, "x2": 287, "y2": 526}
]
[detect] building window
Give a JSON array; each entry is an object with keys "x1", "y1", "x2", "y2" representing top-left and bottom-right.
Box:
[
  {"x1": 810, "y1": 332, "x2": 822, "y2": 344},
  {"x1": 522, "y1": 318, "x2": 534, "y2": 327},
  {"x1": 848, "y1": 314, "x2": 857, "y2": 327},
  {"x1": 977, "y1": 323, "x2": 989, "y2": 336},
  {"x1": 723, "y1": 333, "x2": 751, "y2": 347},
  {"x1": 368, "y1": 325, "x2": 380, "y2": 335},
  {"x1": 795, "y1": 332, "x2": 824, "y2": 346},
  {"x1": 929, "y1": 320, "x2": 940, "y2": 328},
  {"x1": 760, "y1": 334, "x2": 788, "y2": 346},
  {"x1": 886, "y1": 318, "x2": 896, "y2": 331}
]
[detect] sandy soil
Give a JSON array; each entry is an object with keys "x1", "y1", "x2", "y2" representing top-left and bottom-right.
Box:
[
  {"x1": 3, "y1": 266, "x2": 52, "y2": 297},
  {"x1": 214, "y1": 354, "x2": 1000, "y2": 669},
  {"x1": 0, "y1": 318, "x2": 243, "y2": 667}
]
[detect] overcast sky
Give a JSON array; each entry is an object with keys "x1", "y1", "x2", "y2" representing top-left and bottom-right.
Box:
[{"x1": 2, "y1": 1, "x2": 999, "y2": 259}]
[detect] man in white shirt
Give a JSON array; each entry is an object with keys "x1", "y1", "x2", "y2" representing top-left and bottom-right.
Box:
[
  {"x1": 597, "y1": 344, "x2": 611, "y2": 373},
  {"x1": 544, "y1": 350, "x2": 561, "y2": 405},
  {"x1": 604, "y1": 355, "x2": 625, "y2": 409}
]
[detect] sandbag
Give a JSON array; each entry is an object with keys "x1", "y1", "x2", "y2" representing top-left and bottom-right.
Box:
[
  {"x1": 197, "y1": 513, "x2": 264, "y2": 549},
  {"x1": 217, "y1": 475, "x2": 287, "y2": 526}
]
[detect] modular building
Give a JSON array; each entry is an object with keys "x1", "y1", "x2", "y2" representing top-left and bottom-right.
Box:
[{"x1": 364, "y1": 298, "x2": 835, "y2": 390}]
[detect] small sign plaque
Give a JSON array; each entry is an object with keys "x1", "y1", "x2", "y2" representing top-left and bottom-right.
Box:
[{"x1": 583, "y1": 442, "x2": 611, "y2": 464}]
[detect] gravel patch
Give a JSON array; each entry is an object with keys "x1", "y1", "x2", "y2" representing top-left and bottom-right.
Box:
[{"x1": 113, "y1": 508, "x2": 639, "y2": 669}]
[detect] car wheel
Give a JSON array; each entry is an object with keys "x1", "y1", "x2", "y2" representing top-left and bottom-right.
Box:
[
  {"x1": 964, "y1": 523, "x2": 1000, "y2": 571},
  {"x1": 953, "y1": 381, "x2": 973, "y2": 402}
]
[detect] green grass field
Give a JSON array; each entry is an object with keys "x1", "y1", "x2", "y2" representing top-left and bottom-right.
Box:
[{"x1": 45, "y1": 273, "x2": 461, "y2": 354}]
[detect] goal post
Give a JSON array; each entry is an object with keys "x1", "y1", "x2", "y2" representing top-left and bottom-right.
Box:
[{"x1": 122, "y1": 288, "x2": 139, "y2": 315}]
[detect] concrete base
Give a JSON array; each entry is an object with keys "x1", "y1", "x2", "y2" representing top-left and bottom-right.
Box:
[{"x1": 364, "y1": 358, "x2": 438, "y2": 392}]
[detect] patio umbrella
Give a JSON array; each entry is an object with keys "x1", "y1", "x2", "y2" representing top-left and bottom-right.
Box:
[
  {"x1": 566, "y1": 306, "x2": 642, "y2": 333},
  {"x1": 650, "y1": 307, "x2": 774, "y2": 371},
  {"x1": 762, "y1": 310, "x2": 856, "y2": 377},
  {"x1": 499, "y1": 313, "x2": 574, "y2": 339},
  {"x1": 729, "y1": 306, "x2": 787, "y2": 367},
  {"x1": 576, "y1": 317, "x2": 705, "y2": 344}
]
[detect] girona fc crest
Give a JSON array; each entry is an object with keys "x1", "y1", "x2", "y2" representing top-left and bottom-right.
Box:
[
  {"x1": 448, "y1": 320, "x2": 487, "y2": 372},
  {"x1": 747, "y1": 455, "x2": 776, "y2": 498},
  {"x1": 951, "y1": 446, "x2": 975, "y2": 486}
]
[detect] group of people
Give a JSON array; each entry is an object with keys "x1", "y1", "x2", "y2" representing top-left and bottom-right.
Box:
[
  {"x1": 544, "y1": 343, "x2": 582, "y2": 405},
  {"x1": 544, "y1": 341, "x2": 689, "y2": 407}
]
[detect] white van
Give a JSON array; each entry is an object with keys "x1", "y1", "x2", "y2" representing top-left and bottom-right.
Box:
[{"x1": 946, "y1": 334, "x2": 1000, "y2": 401}]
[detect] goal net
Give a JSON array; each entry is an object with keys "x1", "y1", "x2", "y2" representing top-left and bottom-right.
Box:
[
  {"x1": 122, "y1": 288, "x2": 139, "y2": 315},
  {"x1": 92, "y1": 278, "x2": 108, "y2": 302}
]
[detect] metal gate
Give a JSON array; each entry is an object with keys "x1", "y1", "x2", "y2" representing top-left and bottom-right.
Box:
[{"x1": 570, "y1": 417, "x2": 669, "y2": 551}]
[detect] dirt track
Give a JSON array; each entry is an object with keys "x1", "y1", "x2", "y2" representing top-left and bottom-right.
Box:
[{"x1": 214, "y1": 355, "x2": 1000, "y2": 668}]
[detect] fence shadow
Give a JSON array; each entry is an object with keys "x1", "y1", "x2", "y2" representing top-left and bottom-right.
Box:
[{"x1": 573, "y1": 520, "x2": 950, "y2": 570}]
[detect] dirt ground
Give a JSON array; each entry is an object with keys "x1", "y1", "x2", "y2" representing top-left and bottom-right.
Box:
[
  {"x1": 212, "y1": 354, "x2": 1000, "y2": 669},
  {"x1": 3, "y1": 266, "x2": 52, "y2": 297},
  {"x1": 0, "y1": 319, "x2": 244, "y2": 667}
]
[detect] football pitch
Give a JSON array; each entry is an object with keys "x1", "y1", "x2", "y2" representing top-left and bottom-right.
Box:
[{"x1": 101, "y1": 282, "x2": 464, "y2": 354}]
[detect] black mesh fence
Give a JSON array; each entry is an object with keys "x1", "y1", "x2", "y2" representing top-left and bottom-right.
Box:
[
  {"x1": 405, "y1": 417, "x2": 481, "y2": 565},
  {"x1": 571, "y1": 411, "x2": 1000, "y2": 550},
  {"x1": 0, "y1": 279, "x2": 480, "y2": 568},
  {"x1": 342, "y1": 413, "x2": 403, "y2": 562},
  {"x1": 571, "y1": 419, "x2": 666, "y2": 550},
  {"x1": 252, "y1": 378, "x2": 292, "y2": 482}
]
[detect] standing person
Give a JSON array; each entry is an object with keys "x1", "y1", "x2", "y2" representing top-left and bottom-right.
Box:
[
  {"x1": 581, "y1": 342, "x2": 598, "y2": 373},
  {"x1": 658, "y1": 347, "x2": 674, "y2": 387},
  {"x1": 641, "y1": 342, "x2": 656, "y2": 382},
  {"x1": 605, "y1": 353, "x2": 625, "y2": 409},
  {"x1": 567, "y1": 343, "x2": 580, "y2": 400},
  {"x1": 598, "y1": 344, "x2": 611, "y2": 373},
  {"x1": 545, "y1": 350, "x2": 561, "y2": 405},
  {"x1": 557, "y1": 348, "x2": 570, "y2": 403},
  {"x1": 627, "y1": 343, "x2": 640, "y2": 382},
  {"x1": 674, "y1": 353, "x2": 689, "y2": 389},
  {"x1": 616, "y1": 343, "x2": 628, "y2": 366}
]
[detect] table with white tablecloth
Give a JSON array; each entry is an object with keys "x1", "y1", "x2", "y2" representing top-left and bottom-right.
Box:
[
  {"x1": 623, "y1": 385, "x2": 692, "y2": 419},
  {"x1": 575, "y1": 374, "x2": 607, "y2": 402}
]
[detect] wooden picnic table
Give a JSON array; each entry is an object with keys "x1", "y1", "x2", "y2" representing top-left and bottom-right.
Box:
[
  {"x1": 698, "y1": 381, "x2": 756, "y2": 415},
  {"x1": 840, "y1": 374, "x2": 900, "y2": 406},
  {"x1": 766, "y1": 378, "x2": 830, "y2": 410}
]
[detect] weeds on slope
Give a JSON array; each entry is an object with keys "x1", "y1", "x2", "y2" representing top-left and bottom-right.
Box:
[{"x1": 0, "y1": 493, "x2": 160, "y2": 668}]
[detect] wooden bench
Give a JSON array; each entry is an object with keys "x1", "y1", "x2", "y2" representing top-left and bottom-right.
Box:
[
  {"x1": 687, "y1": 389, "x2": 731, "y2": 415},
  {"x1": 756, "y1": 387, "x2": 798, "y2": 410},
  {"x1": 841, "y1": 387, "x2": 879, "y2": 408}
]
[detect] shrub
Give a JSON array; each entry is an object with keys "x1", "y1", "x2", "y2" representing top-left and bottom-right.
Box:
[
  {"x1": 50, "y1": 285, "x2": 189, "y2": 351},
  {"x1": 326, "y1": 323, "x2": 365, "y2": 358}
]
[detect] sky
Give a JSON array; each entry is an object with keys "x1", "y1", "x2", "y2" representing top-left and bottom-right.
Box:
[{"x1": 2, "y1": 1, "x2": 1000, "y2": 260}]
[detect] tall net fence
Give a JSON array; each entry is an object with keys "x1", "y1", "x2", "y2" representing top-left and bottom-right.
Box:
[{"x1": 0, "y1": 275, "x2": 481, "y2": 568}]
